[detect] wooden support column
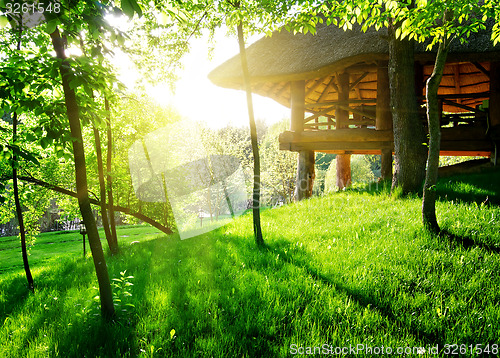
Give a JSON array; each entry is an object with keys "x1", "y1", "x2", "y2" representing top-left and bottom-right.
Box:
[
  {"x1": 291, "y1": 80, "x2": 305, "y2": 132},
  {"x1": 490, "y1": 62, "x2": 500, "y2": 128},
  {"x1": 376, "y1": 61, "x2": 393, "y2": 180},
  {"x1": 291, "y1": 80, "x2": 315, "y2": 200},
  {"x1": 335, "y1": 72, "x2": 351, "y2": 189},
  {"x1": 490, "y1": 62, "x2": 500, "y2": 165}
]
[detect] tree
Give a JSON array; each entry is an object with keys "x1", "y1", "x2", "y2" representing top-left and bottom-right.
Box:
[
  {"x1": 131, "y1": 0, "x2": 284, "y2": 246},
  {"x1": 50, "y1": 27, "x2": 114, "y2": 318},
  {"x1": 105, "y1": 98, "x2": 118, "y2": 249},
  {"x1": 387, "y1": 18, "x2": 427, "y2": 194},
  {"x1": 236, "y1": 21, "x2": 264, "y2": 246},
  {"x1": 0, "y1": 19, "x2": 51, "y2": 292},
  {"x1": 278, "y1": 1, "x2": 428, "y2": 194},
  {"x1": 393, "y1": 1, "x2": 499, "y2": 232},
  {"x1": 277, "y1": 0, "x2": 499, "y2": 229}
]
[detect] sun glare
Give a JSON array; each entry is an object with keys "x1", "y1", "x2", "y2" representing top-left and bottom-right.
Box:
[
  {"x1": 110, "y1": 17, "x2": 290, "y2": 129},
  {"x1": 146, "y1": 34, "x2": 290, "y2": 129}
]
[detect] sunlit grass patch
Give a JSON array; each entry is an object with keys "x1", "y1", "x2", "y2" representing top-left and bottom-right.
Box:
[{"x1": 0, "y1": 170, "x2": 499, "y2": 357}]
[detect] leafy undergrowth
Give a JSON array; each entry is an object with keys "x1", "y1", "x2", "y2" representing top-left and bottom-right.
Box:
[{"x1": 1, "y1": 173, "x2": 500, "y2": 357}]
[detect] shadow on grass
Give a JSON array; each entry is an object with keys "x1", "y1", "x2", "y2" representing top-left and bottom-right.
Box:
[
  {"x1": 1, "y1": 239, "x2": 165, "y2": 358},
  {"x1": 435, "y1": 166, "x2": 500, "y2": 206},
  {"x1": 338, "y1": 166, "x2": 500, "y2": 207},
  {"x1": 438, "y1": 229, "x2": 500, "y2": 254},
  {"x1": 3, "y1": 227, "x2": 489, "y2": 357},
  {"x1": 259, "y1": 240, "x2": 445, "y2": 348}
]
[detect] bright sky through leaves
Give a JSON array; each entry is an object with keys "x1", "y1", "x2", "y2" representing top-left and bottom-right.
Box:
[{"x1": 115, "y1": 26, "x2": 290, "y2": 129}]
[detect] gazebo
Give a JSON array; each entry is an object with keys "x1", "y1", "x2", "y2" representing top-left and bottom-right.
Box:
[{"x1": 209, "y1": 24, "x2": 500, "y2": 199}]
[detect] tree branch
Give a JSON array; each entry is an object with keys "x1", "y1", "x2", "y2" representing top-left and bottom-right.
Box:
[{"x1": 0, "y1": 175, "x2": 174, "y2": 235}]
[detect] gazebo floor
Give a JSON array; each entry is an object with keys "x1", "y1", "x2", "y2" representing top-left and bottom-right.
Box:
[{"x1": 279, "y1": 126, "x2": 494, "y2": 156}]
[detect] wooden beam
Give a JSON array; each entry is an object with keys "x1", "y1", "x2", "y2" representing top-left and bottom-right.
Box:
[
  {"x1": 317, "y1": 77, "x2": 338, "y2": 103},
  {"x1": 304, "y1": 118, "x2": 336, "y2": 130},
  {"x1": 336, "y1": 72, "x2": 350, "y2": 129},
  {"x1": 415, "y1": 62, "x2": 425, "y2": 98},
  {"x1": 348, "y1": 119, "x2": 375, "y2": 126},
  {"x1": 472, "y1": 62, "x2": 490, "y2": 78},
  {"x1": 441, "y1": 126, "x2": 489, "y2": 141},
  {"x1": 336, "y1": 72, "x2": 352, "y2": 190},
  {"x1": 304, "y1": 106, "x2": 336, "y2": 124},
  {"x1": 418, "y1": 92, "x2": 490, "y2": 100},
  {"x1": 336, "y1": 154, "x2": 351, "y2": 189},
  {"x1": 338, "y1": 104, "x2": 376, "y2": 121},
  {"x1": 281, "y1": 141, "x2": 394, "y2": 152},
  {"x1": 320, "y1": 150, "x2": 383, "y2": 155},
  {"x1": 306, "y1": 76, "x2": 328, "y2": 97},
  {"x1": 349, "y1": 72, "x2": 370, "y2": 91},
  {"x1": 275, "y1": 82, "x2": 290, "y2": 99},
  {"x1": 290, "y1": 80, "x2": 305, "y2": 132},
  {"x1": 440, "y1": 151, "x2": 491, "y2": 156},
  {"x1": 280, "y1": 129, "x2": 393, "y2": 143},
  {"x1": 441, "y1": 99, "x2": 482, "y2": 114},
  {"x1": 381, "y1": 148, "x2": 392, "y2": 180},
  {"x1": 440, "y1": 140, "x2": 494, "y2": 151},
  {"x1": 454, "y1": 64, "x2": 462, "y2": 104},
  {"x1": 281, "y1": 139, "x2": 493, "y2": 153},
  {"x1": 305, "y1": 99, "x2": 377, "y2": 108}
]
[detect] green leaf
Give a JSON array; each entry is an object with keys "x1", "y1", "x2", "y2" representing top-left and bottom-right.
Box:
[
  {"x1": 121, "y1": 0, "x2": 142, "y2": 18},
  {"x1": 0, "y1": 15, "x2": 10, "y2": 28},
  {"x1": 26, "y1": 132, "x2": 36, "y2": 142},
  {"x1": 395, "y1": 27, "x2": 402, "y2": 39},
  {"x1": 40, "y1": 137, "x2": 50, "y2": 149},
  {"x1": 121, "y1": 0, "x2": 134, "y2": 18},
  {"x1": 45, "y1": 20, "x2": 57, "y2": 35}
]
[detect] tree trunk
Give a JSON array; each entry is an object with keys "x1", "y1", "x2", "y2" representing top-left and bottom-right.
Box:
[
  {"x1": 105, "y1": 98, "x2": 118, "y2": 248},
  {"x1": 422, "y1": 39, "x2": 450, "y2": 233},
  {"x1": 388, "y1": 23, "x2": 427, "y2": 194},
  {"x1": 93, "y1": 126, "x2": 117, "y2": 254},
  {"x1": 50, "y1": 28, "x2": 114, "y2": 319},
  {"x1": 237, "y1": 23, "x2": 264, "y2": 247},
  {"x1": 12, "y1": 111, "x2": 34, "y2": 292}
]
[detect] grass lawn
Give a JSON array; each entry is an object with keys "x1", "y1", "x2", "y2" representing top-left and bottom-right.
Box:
[{"x1": 1, "y1": 168, "x2": 499, "y2": 357}]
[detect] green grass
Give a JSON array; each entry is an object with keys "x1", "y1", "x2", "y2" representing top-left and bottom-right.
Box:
[
  {"x1": 436, "y1": 166, "x2": 500, "y2": 205},
  {"x1": 1, "y1": 169, "x2": 500, "y2": 357},
  {"x1": 0, "y1": 225, "x2": 164, "y2": 275}
]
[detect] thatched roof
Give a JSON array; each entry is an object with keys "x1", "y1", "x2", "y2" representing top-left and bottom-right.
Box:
[
  {"x1": 209, "y1": 23, "x2": 500, "y2": 113},
  {"x1": 209, "y1": 25, "x2": 389, "y2": 86}
]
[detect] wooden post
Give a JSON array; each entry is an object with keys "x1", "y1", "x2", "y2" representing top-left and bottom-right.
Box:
[
  {"x1": 335, "y1": 72, "x2": 351, "y2": 189},
  {"x1": 291, "y1": 80, "x2": 305, "y2": 132},
  {"x1": 296, "y1": 151, "x2": 316, "y2": 199},
  {"x1": 376, "y1": 61, "x2": 393, "y2": 180},
  {"x1": 490, "y1": 62, "x2": 500, "y2": 128},
  {"x1": 291, "y1": 80, "x2": 315, "y2": 200},
  {"x1": 491, "y1": 62, "x2": 500, "y2": 165}
]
